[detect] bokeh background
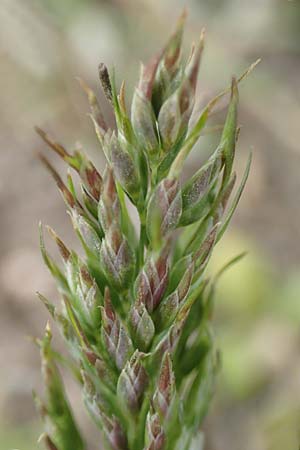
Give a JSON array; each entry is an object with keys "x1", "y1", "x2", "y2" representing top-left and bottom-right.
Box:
[{"x1": 0, "y1": 0, "x2": 300, "y2": 449}]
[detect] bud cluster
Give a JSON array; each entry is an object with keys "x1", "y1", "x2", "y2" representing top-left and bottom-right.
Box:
[{"x1": 35, "y1": 11, "x2": 256, "y2": 450}]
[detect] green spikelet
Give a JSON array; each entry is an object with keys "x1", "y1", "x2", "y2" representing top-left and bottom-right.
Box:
[{"x1": 35, "y1": 12, "x2": 258, "y2": 450}]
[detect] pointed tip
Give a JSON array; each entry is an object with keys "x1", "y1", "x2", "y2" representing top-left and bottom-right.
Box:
[
  {"x1": 104, "y1": 286, "x2": 111, "y2": 305},
  {"x1": 164, "y1": 350, "x2": 172, "y2": 364},
  {"x1": 76, "y1": 76, "x2": 89, "y2": 93},
  {"x1": 39, "y1": 154, "x2": 76, "y2": 209},
  {"x1": 238, "y1": 58, "x2": 261, "y2": 85},
  {"x1": 178, "y1": 7, "x2": 188, "y2": 28},
  {"x1": 77, "y1": 77, "x2": 108, "y2": 132},
  {"x1": 75, "y1": 75, "x2": 82, "y2": 85},
  {"x1": 36, "y1": 290, "x2": 44, "y2": 301},
  {"x1": 26, "y1": 334, "x2": 40, "y2": 346},
  {"x1": 35, "y1": 126, "x2": 52, "y2": 145},
  {"x1": 34, "y1": 125, "x2": 44, "y2": 137},
  {"x1": 45, "y1": 226, "x2": 59, "y2": 244},
  {"x1": 38, "y1": 152, "x2": 57, "y2": 176},
  {"x1": 120, "y1": 79, "x2": 126, "y2": 91},
  {"x1": 39, "y1": 221, "x2": 45, "y2": 246},
  {"x1": 184, "y1": 30, "x2": 205, "y2": 91},
  {"x1": 159, "y1": 351, "x2": 174, "y2": 394},
  {"x1": 45, "y1": 320, "x2": 52, "y2": 334},
  {"x1": 187, "y1": 41, "x2": 196, "y2": 63},
  {"x1": 235, "y1": 126, "x2": 241, "y2": 143},
  {"x1": 161, "y1": 351, "x2": 172, "y2": 374},
  {"x1": 162, "y1": 9, "x2": 187, "y2": 72},
  {"x1": 36, "y1": 291, "x2": 56, "y2": 317},
  {"x1": 46, "y1": 224, "x2": 54, "y2": 235},
  {"x1": 248, "y1": 149, "x2": 253, "y2": 165},
  {"x1": 46, "y1": 225, "x2": 58, "y2": 237},
  {"x1": 77, "y1": 76, "x2": 94, "y2": 98},
  {"x1": 199, "y1": 27, "x2": 206, "y2": 51},
  {"x1": 119, "y1": 80, "x2": 127, "y2": 113},
  {"x1": 37, "y1": 433, "x2": 47, "y2": 444},
  {"x1": 231, "y1": 76, "x2": 239, "y2": 100},
  {"x1": 34, "y1": 128, "x2": 69, "y2": 159},
  {"x1": 38, "y1": 152, "x2": 58, "y2": 179},
  {"x1": 138, "y1": 57, "x2": 160, "y2": 99},
  {"x1": 46, "y1": 226, "x2": 71, "y2": 262}
]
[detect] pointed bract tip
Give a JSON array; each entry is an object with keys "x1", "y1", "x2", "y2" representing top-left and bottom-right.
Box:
[
  {"x1": 154, "y1": 351, "x2": 175, "y2": 415},
  {"x1": 76, "y1": 76, "x2": 85, "y2": 89},
  {"x1": 119, "y1": 80, "x2": 127, "y2": 113},
  {"x1": 38, "y1": 154, "x2": 76, "y2": 208},
  {"x1": 38, "y1": 152, "x2": 59, "y2": 178},
  {"x1": 76, "y1": 76, "x2": 92, "y2": 96},
  {"x1": 76, "y1": 77, "x2": 97, "y2": 105},
  {"x1": 35, "y1": 127, "x2": 69, "y2": 159},
  {"x1": 39, "y1": 221, "x2": 45, "y2": 244},
  {"x1": 35, "y1": 125, "x2": 45, "y2": 137},
  {"x1": 104, "y1": 286, "x2": 111, "y2": 304},
  {"x1": 238, "y1": 58, "x2": 261, "y2": 84},
  {"x1": 45, "y1": 321, "x2": 52, "y2": 340},
  {"x1": 200, "y1": 27, "x2": 206, "y2": 46},
  {"x1": 37, "y1": 432, "x2": 47, "y2": 444},
  {"x1": 178, "y1": 7, "x2": 188, "y2": 27},
  {"x1": 46, "y1": 226, "x2": 71, "y2": 262},
  {"x1": 46, "y1": 225, "x2": 56, "y2": 238},
  {"x1": 231, "y1": 76, "x2": 239, "y2": 101},
  {"x1": 36, "y1": 292, "x2": 55, "y2": 317}
]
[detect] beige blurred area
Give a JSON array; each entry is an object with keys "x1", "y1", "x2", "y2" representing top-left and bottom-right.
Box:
[{"x1": 0, "y1": 0, "x2": 300, "y2": 449}]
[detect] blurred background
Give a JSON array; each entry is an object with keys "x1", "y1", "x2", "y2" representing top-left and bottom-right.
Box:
[{"x1": 0, "y1": 0, "x2": 300, "y2": 449}]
